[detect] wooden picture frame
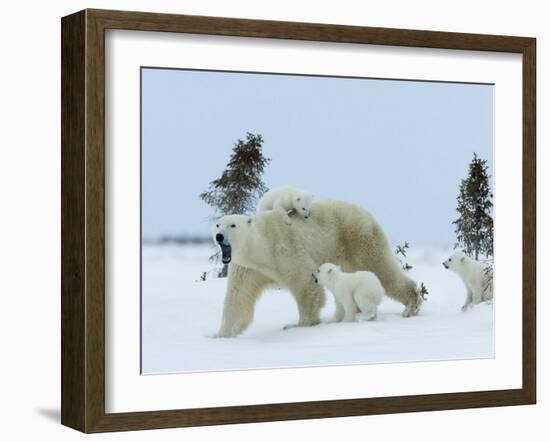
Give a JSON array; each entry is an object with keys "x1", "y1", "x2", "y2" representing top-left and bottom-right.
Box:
[{"x1": 61, "y1": 8, "x2": 536, "y2": 433}]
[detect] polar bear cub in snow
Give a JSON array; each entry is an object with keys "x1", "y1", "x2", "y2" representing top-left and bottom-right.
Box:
[
  {"x1": 313, "y1": 263, "x2": 384, "y2": 322},
  {"x1": 443, "y1": 251, "x2": 493, "y2": 311},
  {"x1": 257, "y1": 186, "x2": 314, "y2": 225}
]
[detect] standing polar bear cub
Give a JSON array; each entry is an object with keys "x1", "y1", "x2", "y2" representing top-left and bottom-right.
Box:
[
  {"x1": 313, "y1": 263, "x2": 384, "y2": 322},
  {"x1": 257, "y1": 186, "x2": 314, "y2": 225},
  {"x1": 443, "y1": 251, "x2": 493, "y2": 310}
]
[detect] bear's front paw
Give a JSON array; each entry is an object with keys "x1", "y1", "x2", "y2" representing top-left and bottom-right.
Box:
[
  {"x1": 402, "y1": 305, "x2": 417, "y2": 317},
  {"x1": 356, "y1": 312, "x2": 377, "y2": 322},
  {"x1": 207, "y1": 332, "x2": 228, "y2": 338},
  {"x1": 282, "y1": 323, "x2": 299, "y2": 330},
  {"x1": 208, "y1": 327, "x2": 241, "y2": 338}
]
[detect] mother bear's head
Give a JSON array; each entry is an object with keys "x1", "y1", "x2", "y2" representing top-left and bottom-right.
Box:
[{"x1": 212, "y1": 214, "x2": 253, "y2": 264}]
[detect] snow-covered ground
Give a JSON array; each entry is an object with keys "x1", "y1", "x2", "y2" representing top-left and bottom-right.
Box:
[{"x1": 141, "y1": 244, "x2": 494, "y2": 374}]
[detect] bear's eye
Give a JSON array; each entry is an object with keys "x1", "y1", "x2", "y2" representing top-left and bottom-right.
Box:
[
  {"x1": 230, "y1": 224, "x2": 236, "y2": 228},
  {"x1": 216, "y1": 224, "x2": 219, "y2": 228},
  {"x1": 449, "y1": 258, "x2": 452, "y2": 262}
]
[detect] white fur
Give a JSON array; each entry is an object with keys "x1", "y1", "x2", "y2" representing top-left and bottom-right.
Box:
[
  {"x1": 442, "y1": 251, "x2": 493, "y2": 311},
  {"x1": 313, "y1": 263, "x2": 384, "y2": 322},
  {"x1": 256, "y1": 186, "x2": 314, "y2": 225},
  {"x1": 212, "y1": 200, "x2": 422, "y2": 337}
]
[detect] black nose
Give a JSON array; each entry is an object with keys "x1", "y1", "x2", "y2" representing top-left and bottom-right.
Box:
[{"x1": 216, "y1": 233, "x2": 224, "y2": 243}]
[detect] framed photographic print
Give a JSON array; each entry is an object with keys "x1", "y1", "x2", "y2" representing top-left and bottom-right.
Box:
[{"x1": 61, "y1": 9, "x2": 536, "y2": 433}]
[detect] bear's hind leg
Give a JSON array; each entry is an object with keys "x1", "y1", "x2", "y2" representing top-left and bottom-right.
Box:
[
  {"x1": 471, "y1": 287, "x2": 483, "y2": 305},
  {"x1": 353, "y1": 291, "x2": 378, "y2": 321},
  {"x1": 364, "y1": 251, "x2": 421, "y2": 317}
]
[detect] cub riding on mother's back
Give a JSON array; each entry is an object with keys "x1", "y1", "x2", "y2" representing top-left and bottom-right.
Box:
[{"x1": 256, "y1": 186, "x2": 314, "y2": 225}]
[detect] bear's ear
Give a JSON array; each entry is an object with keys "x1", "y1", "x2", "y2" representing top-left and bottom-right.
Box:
[{"x1": 327, "y1": 268, "x2": 332, "y2": 274}]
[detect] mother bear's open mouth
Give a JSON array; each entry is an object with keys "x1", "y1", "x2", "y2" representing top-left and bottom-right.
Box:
[{"x1": 220, "y1": 243, "x2": 232, "y2": 264}]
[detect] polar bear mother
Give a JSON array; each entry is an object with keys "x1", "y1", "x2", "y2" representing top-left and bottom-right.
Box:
[{"x1": 212, "y1": 200, "x2": 422, "y2": 337}]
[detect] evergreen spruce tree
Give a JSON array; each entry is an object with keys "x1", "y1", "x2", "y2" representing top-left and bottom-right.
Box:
[
  {"x1": 453, "y1": 153, "x2": 494, "y2": 260},
  {"x1": 200, "y1": 133, "x2": 270, "y2": 216},
  {"x1": 200, "y1": 132, "x2": 270, "y2": 276}
]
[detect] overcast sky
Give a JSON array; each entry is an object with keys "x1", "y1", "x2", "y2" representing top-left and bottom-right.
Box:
[{"x1": 141, "y1": 68, "x2": 493, "y2": 248}]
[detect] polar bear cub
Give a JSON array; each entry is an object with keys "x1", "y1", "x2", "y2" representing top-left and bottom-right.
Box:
[
  {"x1": 257, "y1": 186, "x2": 314, "y2": 225},
  {"x1": 313, "y1": 263, "x2": 384, "y2": 322},
  {"x1": 442, "y1": 251, "x2": 493, "y2": 311}
]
